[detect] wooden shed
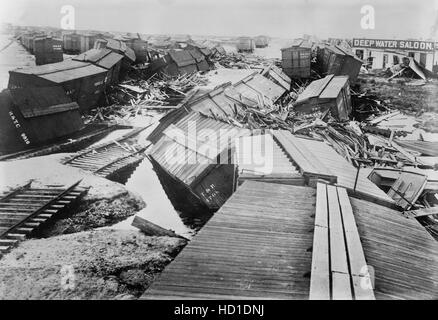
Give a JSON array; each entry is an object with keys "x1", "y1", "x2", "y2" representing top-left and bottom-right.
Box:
[
  {"x1": 294, "y1": 74, "x2": 352, "y2": 120},
  {"x1": 317, "y1": 44, "x2": 363, "y2": 82},
  {"x1": 281, "y1": 39, "x2": 312, "y2": 79},
  {"x1": 8, "y1": 60, "x2": 108, "y2": 112},
  {"x1": 73, "y1": 48, "x2": 124, "y2": 85},
  {"x1": 0, "y1": 87, "x2": 84, "y2": 153},
  {"x1": 236, "y1": 37, "x2": 255, "y2": 53}
]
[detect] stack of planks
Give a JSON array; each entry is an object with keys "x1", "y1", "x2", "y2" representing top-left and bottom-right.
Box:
[{"x1": 310, "y1": 183, "x2": 375, "y2": 300}]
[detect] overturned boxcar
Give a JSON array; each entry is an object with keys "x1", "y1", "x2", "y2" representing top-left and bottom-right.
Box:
[
  {"x1": 294, "y1": 74, "x2": 352, "y2": 120},
  {"x1": 8, "y1": 60, "x2": 108, "y2": 112},
  {"x1": 0, "y1": 86, "x2": 84, "y2": 153},
  {"x1": 317, "y1": 44, "x2": 363, "y2": 82},
  {"x1": 73, "y1": 48, "x2": 124, "y2": 85}
]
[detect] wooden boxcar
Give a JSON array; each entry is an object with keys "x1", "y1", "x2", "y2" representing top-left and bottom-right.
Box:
[
  {"x1": 254, "y1": 35, "x2": 269, "y2": 48},
  {"x1": 236, "y1": 37, "x2": 255, "y2": 53},
  {"x1": 294, "y1": 74, "x2": 351, "y2": 120},
  {"x1": 94, "y1": 38, "x2": 136, "y2": 63},
  {"x1": 148, "y1": 112, "x2": 249, "y2": 212},
  {"x1": 8, "y1": 60, "x2": 108, "y2": 112},
  {"x1": 122, "y1": 37, "x2": 149, "y2": 63},
  {"x1": 317, "y1": 45, "x2": 363, "y2": 82},
  {"x1": 281, "y1": 39, "x2": 312, "y2": 79},
  {"x1": 33, "y1": 36, "x2": 63, "y2": 65},
  {"x1": 73, "y1": 48, "x2": 123, "y2": 85},
  {"x1": 150, "y1": 49, "x2": 198, "y2": 77},
  {"x1": 62, "y1": 33, "x2": 81, "y2": 54},
  {"x1": 0, "y1": 87, "x2": 84, "y2": 153}
]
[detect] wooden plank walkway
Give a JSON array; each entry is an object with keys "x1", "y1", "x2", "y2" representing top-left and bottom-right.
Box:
[
  {"x1": 272, "y1": 130, "x2": 395, "y2": 208},
  {"x1": 309, "y1": 183, "x2": 375, "y2": 300},
  {"x1": 141, "y1": 181, "x2": 316, "y2": 299}
]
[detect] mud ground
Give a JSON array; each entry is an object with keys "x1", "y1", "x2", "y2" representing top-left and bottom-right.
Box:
[{"x1": 0, "y1": 229, "x2": 186, "y2": 299}]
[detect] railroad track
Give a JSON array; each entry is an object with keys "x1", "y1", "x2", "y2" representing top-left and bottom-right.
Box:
[
  {"x1": 0, "y1": 180, "x2": 87, "y2": 256},
  {"x1": 62, "y1": 127, "x2": 150, "y2": 178}
]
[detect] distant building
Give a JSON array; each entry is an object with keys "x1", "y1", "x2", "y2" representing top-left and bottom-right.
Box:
[{"x1": 352, "y1": 38, "x2": 437, "y2": 71}]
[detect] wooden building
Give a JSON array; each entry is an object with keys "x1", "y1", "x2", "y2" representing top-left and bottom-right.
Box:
[
  {"x1": 281, "y1": 39, "x2": 312, "y2": 79},
  {"x1": 8, "y1": 60, "x2": 108, "y2": 112},
  {"x1": 317, "y1": 44, "x2": 363, "y2": 82},
  {"x1": 294, "y1": 74, "x2": 351, "y2": 120},
  {"x1": 0, "y1": 87, "x2": 84, "y2": 153}
]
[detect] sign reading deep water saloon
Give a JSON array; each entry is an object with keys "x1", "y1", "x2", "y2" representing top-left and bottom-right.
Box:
[{"x1": 352, "y1": 38, "x2": 435, "y2": 52}]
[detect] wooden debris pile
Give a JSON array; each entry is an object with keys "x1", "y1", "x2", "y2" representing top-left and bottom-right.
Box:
[
  {"x1": 85, "y1": 72, "x2": 208, "y2": 123},
  {"x1": 214, "y1": 52, "x2": 277, "y2": 70}
]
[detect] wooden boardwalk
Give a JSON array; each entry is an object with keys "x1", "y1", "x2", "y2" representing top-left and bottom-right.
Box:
[{"x1": 142, "y1": 181, "x2": 316, "y2": 299}]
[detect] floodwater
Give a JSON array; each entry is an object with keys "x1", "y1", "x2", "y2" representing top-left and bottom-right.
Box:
[{"x1": 107, "y1": 118, "x2": 211, "y2": 239}]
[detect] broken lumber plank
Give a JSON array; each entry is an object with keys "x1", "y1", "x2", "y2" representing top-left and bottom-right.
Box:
[{"x1": 406, "y1": 207, "x2": 438, "y2": 218}]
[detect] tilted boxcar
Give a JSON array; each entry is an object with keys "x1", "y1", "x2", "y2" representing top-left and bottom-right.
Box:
[
  {"x1": 294, "y1": 74, "x2": 351, "y2": 120},
  {"x1": 281, "y1": 39, "x2": 312, "y2": 79},
  {"x1": 148, "y1": 112, "x2": 249, "y2": 212},
  {"x1": 0, "y1": 86, "x2": 84, "y2": 153},
  {"x1": 236, "y1": 37, "x2": 255, "y2": 53},
  {"x1": 150, "y1": 49, "x2": 198, "y2": 77},
  {"x1": 94, "y1": 38, "x2": 136, "y2": 63},
  {"x1": 33, "y1": 36, "x2": 63, "y2": 66},
  {"x1": 317, "y1": 44, "x2": 363, "y2": 82},
  {"x1": 73, "y1": 48, "x2": 124, "y2": 85},
  {"x1": 122, "y1": 37, "x2": 149, "y2": 63},
  {"x1": 8, "y1": 60, "x2": 108, "y2": 112}
]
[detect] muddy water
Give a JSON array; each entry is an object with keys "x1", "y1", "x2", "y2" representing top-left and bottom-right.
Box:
[{"x1": 106, "y1": 115, "x2": 211, "y2": 239}]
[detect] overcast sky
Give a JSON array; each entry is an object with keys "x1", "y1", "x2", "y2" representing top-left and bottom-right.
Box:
[{"x1": 1, "y1": 0, "x2": 438, "y2": 39}]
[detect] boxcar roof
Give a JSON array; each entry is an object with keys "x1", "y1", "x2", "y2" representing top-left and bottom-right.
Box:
[{"x1": 73, "y1": 48, "x2": 124, "y2": 69}]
